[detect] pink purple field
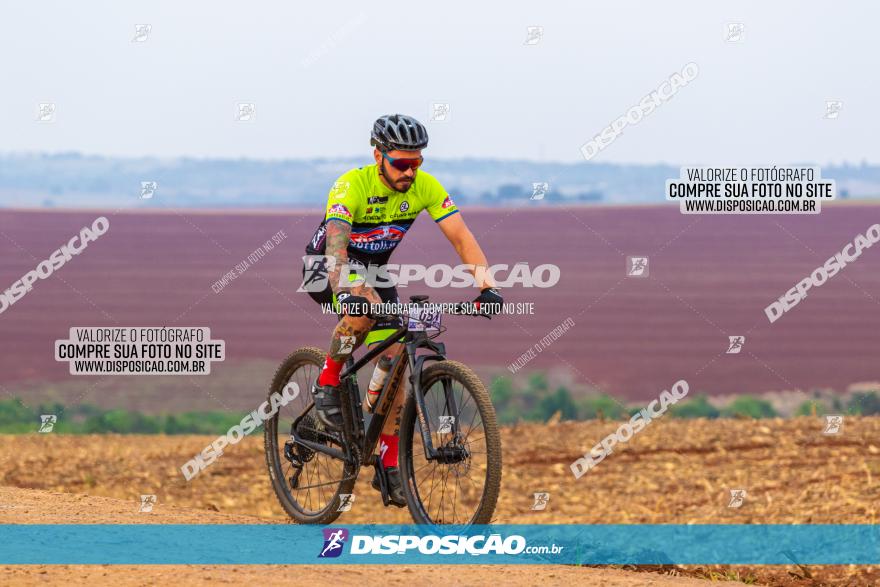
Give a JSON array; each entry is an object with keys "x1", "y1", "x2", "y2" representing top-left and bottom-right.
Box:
[{"x1": 0, "y1": 204, "x2": 878, "y2": 402}]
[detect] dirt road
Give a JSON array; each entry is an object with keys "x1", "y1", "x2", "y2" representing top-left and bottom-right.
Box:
[{"x1": 0, "y1": 487, "x2": 736, "y2": 586}]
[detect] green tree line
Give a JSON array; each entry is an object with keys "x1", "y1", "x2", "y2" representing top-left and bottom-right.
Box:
[
  {"x1": 489, "y1": 374, "x2": 880, "y2": 424},
  {"x1": 2, "y1": 379, "x2": 879, "y2": 433},
  {"x1": 0, "y1": 398, "x2": 249, "y2": 434}
]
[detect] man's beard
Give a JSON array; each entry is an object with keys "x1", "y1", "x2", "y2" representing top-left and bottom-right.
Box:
[
  {"x1": 381, "y1": 160, "x2": 414, "y2": 192},
  {"x1": 393, "y1": 177, "x2": 413, "y2": 192}
]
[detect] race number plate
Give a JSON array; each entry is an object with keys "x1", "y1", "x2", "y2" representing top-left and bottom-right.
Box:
[{"x1": 407, "y1": 305, "x2": 442, "y2": 332}]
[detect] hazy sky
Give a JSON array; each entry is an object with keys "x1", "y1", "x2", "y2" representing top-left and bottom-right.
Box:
[{"x1": 2, "y1": 1, "x2": 877, "y2": 165}]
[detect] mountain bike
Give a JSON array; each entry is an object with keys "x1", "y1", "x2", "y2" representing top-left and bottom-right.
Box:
[{"x1": 264, "y1": 294, "x2": 501, "y2": 526}]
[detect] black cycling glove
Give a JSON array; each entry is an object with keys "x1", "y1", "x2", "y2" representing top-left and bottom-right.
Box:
[{"x1": 473, "y1": 287, "x2": 503, "y2": 316}]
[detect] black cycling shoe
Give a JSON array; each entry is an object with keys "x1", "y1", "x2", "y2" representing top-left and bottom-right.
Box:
[
  {"x1": 372, "y1": 466, "x2": 407, "y2": 508},
  {"x1": 311, "y1": 383, "x2": 344, "y2": 431}
]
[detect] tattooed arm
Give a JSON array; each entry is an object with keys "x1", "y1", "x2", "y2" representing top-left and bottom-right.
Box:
[
  {"x1": 324, "y1": 220, "x2": 382, "y2": 303},
  {"x1": 324, "y1": 219, "x2": 352, "y2": 297},
  {"x1": 324, "y1": 220, "x2": 381, "y2": 362}
]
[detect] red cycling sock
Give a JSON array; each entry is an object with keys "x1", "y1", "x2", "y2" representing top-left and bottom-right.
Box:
[
  {"x1": 379, "y1": 433, "x2": 399, "y2": 468},
  {"x1": 317, "y1": 355, "x2": 344, "y2": 387}
]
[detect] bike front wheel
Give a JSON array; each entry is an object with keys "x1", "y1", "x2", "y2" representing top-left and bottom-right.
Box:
[{"x1": 399, "y1": 360, "x2": 502, "y2": 525}]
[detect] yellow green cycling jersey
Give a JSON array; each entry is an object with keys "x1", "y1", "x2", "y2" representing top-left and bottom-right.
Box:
[{"x1": 305, "y1": 164, "x2": 459, "y2": 264}]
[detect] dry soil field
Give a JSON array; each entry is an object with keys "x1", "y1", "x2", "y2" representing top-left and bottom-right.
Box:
[{"x1": 1, "y1": 417, "x2": 878, "y2": 585}]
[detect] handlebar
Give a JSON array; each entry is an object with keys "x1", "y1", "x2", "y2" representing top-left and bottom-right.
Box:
[{"x1": 343, "y1": 301, "x2": 494, "y2": 321}]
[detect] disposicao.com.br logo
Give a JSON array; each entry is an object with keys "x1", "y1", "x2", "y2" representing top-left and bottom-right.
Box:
[
  {"x1": 318, "y1": 531, "x2": 564, "y2": 558},
  {"x1": 318, "y1": 528, "x2": 349, "y2": 558},
  {"x1": 299, "y1": 256, "x2": 560, "y2": 291}
]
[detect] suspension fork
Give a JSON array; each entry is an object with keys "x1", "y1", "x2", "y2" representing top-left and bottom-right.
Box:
[
  {"x1": 407, "y1": 337, "x2": 456, "y2": 461},
  {"x1": 441, "y1": 377, "x2": 462, "y2": 439}
]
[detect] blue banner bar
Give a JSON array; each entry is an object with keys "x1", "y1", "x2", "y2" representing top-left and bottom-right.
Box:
[{"x1": 1, "y1": 524, "x2": 877, "y2": 564}]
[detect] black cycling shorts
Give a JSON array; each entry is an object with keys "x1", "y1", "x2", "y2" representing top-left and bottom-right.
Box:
[{"x1": 301, "y1": 261, "x2": 403, "y2": 346}]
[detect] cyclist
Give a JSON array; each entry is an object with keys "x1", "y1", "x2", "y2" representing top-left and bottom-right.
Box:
[{"x1": 301, "y1": 114, "x2": 502, "y2": 506}]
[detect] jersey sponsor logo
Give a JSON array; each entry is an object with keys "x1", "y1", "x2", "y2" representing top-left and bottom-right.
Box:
[
  {"x1": 328, "y1": 203, "x2": 352, "y2": 219},
  {"x1": 367, "y1": 195, "x2": 388, "y2": 205},
  {"x1": 310, "y1": 224, "x2": 327, "y2": 250},
  {"x1": 332, "y1": 181, "x2": 351, "y2": 199},
  {"x1": 350, "y1": 225, "x2": 407, "y2": 244},
  {"x1": 352, "y1": 241, "x2": 400, "y2": 252},
  {"x1": 442, "y1": 196, "x2": 455, "y2": 209},
  {"x1": 399, "y1": 201, "x2": 410, "y2": 212}
]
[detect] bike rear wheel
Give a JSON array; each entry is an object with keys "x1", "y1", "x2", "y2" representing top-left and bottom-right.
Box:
[
  {"x1": 264, "y1": 346, "x2": 358, "y2": 524},
  {"x1": 399, "y1": 360, "x2": 502, "y2": 525}
]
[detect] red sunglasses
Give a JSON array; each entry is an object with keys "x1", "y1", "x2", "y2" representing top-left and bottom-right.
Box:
[{"x1": 382, "y1": 152, "x2": 423, "y2": 172}]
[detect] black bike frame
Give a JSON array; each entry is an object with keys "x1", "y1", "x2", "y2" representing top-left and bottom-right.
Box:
[{"x1": 288, "y1": 314, "x2": 457, "y2": 468}]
